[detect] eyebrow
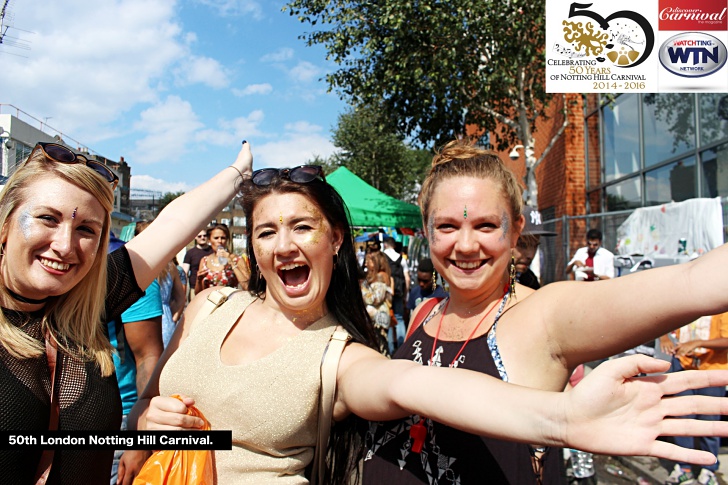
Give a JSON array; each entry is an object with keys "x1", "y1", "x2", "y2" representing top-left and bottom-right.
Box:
[
  {"x1": 38, "y1": 206, "x2": 104, "y2": 228},
  {"x1": 253, "y1": 215, "x2": 319, "y2": 233}
]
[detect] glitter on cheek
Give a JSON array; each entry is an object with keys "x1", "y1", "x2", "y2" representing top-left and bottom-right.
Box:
[
  {"x1": 500, "y1": 212, "x2": 510, "y2": 241},
  {"x1": 427, "y1": 213, "x2": 437, "y2": 245},
  {"x1": 17, "y1": 211, "x2": 35, "y2": 241}
]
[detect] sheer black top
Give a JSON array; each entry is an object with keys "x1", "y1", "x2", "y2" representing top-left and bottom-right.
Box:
[{"x1": 0, "y1": 247, "x2": 144, "y2": 485}]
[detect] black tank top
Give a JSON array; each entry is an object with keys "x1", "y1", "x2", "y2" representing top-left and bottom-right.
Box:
[{"x1": 362, "y1": 321, "x2": 562, "y2": 485}]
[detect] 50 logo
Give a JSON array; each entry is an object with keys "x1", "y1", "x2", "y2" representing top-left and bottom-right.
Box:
[{"x1": 562, "y1": 2, "x2": 655, "y2": 68}]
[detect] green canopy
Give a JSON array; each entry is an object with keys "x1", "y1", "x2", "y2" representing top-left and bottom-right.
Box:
[{"x1": 327, "y1": 167, "x2": 422, "y2": 228}]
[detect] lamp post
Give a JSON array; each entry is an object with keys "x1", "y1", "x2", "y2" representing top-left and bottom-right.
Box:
[{"x1": 508, "y1": 144, "x2": 538, "y2": 206}]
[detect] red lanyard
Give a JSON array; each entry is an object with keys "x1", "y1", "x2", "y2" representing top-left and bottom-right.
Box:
[
  {"x1": 429, "y1": 289, "x2": 507, "y2": 368},
  {"x1": 410, "y1": 290, "x2": 508, "y2": 454}
]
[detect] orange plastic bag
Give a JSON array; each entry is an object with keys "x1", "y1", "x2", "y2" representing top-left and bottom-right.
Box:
[{"x1": 133, "y1": 395, "x2": 214, "y2": 485}]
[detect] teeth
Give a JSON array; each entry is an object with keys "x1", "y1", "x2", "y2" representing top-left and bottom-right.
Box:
[
  {"x1": 40, "y1": 258, "x2": 70, "y2": 271},
  {"x1": 286, "y1": 282, "x2": 307, "y2": 289},
  {"x1": 280, "y1": 263, "x2": 304, "y2": 271},
  {"x1": 454, "y1": 261, "x2": 481, "y2": 270}
]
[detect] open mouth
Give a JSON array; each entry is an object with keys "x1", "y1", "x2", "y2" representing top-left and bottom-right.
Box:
[
  {"x1": 277, "y1": 262, "x2": 311, "y2": 289},
  {"x1": 39, "y1": 258, "x2": 71, "y2": 272},
  {"x1": 449, "y1": 259, "x2": 487, "y2": 271}
]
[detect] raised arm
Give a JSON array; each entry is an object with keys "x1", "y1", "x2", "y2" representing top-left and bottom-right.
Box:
[
  {"x1": 519, "y1": 243, "x2": 728, "y2": 366},
  {"x1": 335, "y1": 345, "x2": 728, "y2": 464},
  {"x1": 125, "y1": 142, "x2": 253, "y2": 290}
]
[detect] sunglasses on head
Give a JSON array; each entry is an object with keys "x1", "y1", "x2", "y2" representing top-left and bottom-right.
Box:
[
  {"x1": 251, "y1": 165, "x2": 325, "y2": 186},
  {"x1": 32, "y1": 142, "x2": 120, "y2": 190}
]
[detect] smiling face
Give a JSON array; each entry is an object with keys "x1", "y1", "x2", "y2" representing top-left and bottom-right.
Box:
[
  {"x1": 251, "y1": 192, "x2": 342, "y2": 316},
  {"x1": 1, "y1": 175, "x2": 105, "y2": 300},
  {"x1": 425, "y1": 176, "x2": 523, "y2": 298}
]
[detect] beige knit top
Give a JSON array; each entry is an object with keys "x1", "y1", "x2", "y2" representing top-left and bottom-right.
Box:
[{"x1": 159, "y1": 292, "x2": 338, "y2": 484}]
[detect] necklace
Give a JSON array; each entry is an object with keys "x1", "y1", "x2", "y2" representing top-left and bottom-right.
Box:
[
  {"x1": 409, "y1": 288, "x2": 510, "y2": 454},
  {"x1": 7, "y1": 288, "x2": 50, "y2": 305}
]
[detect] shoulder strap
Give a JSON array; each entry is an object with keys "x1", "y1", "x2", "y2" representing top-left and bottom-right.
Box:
[
  {"x1": 405, "y1": 297, "x2": 443, "y2": 341},
  {"x1": 190, "y1": 287, "x2": 241, "y2": 328},
  {"x1": 311, "y1": 326, "x2": 350, "y2": 485},
  {"x1": 34, "y1": 331, "x2": 60, "y2": 485}
]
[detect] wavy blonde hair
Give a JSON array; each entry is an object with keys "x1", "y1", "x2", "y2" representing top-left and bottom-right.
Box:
[
  {"x1": 0, "y1": 149, "x2": 115, "y2": 376},
  {"x1": 418, "y1": 139, "x2": 524, "y2": 226}
]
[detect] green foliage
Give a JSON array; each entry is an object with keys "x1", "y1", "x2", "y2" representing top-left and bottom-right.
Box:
[
  {"x1": 326, "y1": 103, "x2": 431, "y2": 203},
  {"x1": 283, "y1": 0, "x2": 549, "y2": 151},
  {"x1": 158, "y1": 191, "x2": 185, "y2": 213}
]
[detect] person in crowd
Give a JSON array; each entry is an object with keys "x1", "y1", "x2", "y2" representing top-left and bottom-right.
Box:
[
  {"x1": 173, "y1": 256, "x2": 188, "y2": 298},
  {"x1": 514, "y1": 205, "x2": 557, "y2": 290},
  {"x1": 362, "y1": 139, "x2": 728, "y2": 485},
  {"x1": 195, "y1": 223, "x2": 244, "y2": 292},
  {"x1": 181, "y1": 228, "x2": 213, "y2": 301},
  {"x1": 566, "y1": 228, "x2": 615, "y2": 281},
  {"x1": 132, "y1": 146, "x2": 728, "y2": 485},
  {"x1": 361, "y1": 251, "x2": 393, "y2": 354},
  {"x1": 406, "y1": 257, "x2": 448, "y2": 315},
  {"x1": 133, "y1": 220, "x2": 186, "y2": 348},
  {"x1": 0, "y1": 140, "x2": 253, "y2": 484},
  {"x1": 382, "y1": 236, "x2": 409, "y2": 353},
  {"x1": 659, "y1": 312, "x2": 728, "y2": 485},
  {"x1": 356, "y1": 244, "x2": 366, "y2": 268}
]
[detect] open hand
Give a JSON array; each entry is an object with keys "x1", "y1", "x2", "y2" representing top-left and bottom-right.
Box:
[{"x1": 561, "y1": 354, "x2": 728, "y2": 465}]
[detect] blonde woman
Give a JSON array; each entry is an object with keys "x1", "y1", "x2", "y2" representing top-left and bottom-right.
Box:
[{"x1": 0, "y1": 141, "x2": 252, "y2": 484}]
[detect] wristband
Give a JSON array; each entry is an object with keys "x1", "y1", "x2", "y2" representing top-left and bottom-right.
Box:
[{"x1": 228, "y1": 165, "x2": 246, "y2": 179}]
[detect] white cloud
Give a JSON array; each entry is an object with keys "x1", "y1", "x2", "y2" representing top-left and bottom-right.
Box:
[
  {"x1": 255, "y1": 122, "x2": 336, "y2": 168},
  {"x1": 175, "y1": 55, "x2": 231, "y2": 89},
  {"x1": 131, "y1": 174, "x2": 192, "y2": 193},
  {"x1": 195, "y1": 0, "x2": 263, "y2": 18},
  {"x1": 260, "y1": 47, "x2": 294, "y2": 63},
  {"x1": 232, "y1": 83, "x2": 273, "y2": 96},
  {"x1": 288, "y1": 61, "x2": 321, "y2": 83},
  {"x1": 132, "y1": 96, "x2": 205, "y2": 164},
  {"x1": 195, "y1": 110, "x2": 266, "y2": 146}
]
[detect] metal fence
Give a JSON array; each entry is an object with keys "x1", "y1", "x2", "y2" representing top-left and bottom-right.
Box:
[{"x1": 538, "y1": 198, "x2": 728, "y2": 285}]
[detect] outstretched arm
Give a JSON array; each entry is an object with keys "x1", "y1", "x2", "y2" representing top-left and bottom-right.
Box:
[
  {"x1": 125, "y1": 142, "x2": 253, "y2": 290},
  {"x1": 337, "y1": 346, "x2": 728, "y2": 464}
]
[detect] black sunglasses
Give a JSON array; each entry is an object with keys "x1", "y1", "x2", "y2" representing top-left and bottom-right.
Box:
[
  {"x1": 33, "y1": 142, "x2": 120, "y2": 190},
  {"x1": 251, "y1": 165, "x2": 325, "y2": 186}
]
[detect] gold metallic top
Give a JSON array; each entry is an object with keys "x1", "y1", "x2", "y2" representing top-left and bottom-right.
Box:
[{"x1": 160, "y1": 292, "x2": 338, "y2": 484}]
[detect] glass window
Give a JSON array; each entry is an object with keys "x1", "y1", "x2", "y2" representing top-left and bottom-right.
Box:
[
  {"x1": 602, "y1": 94, "x2": 640, "y2": 182},
  {"x1": 700, "y1": 94, "x2": 728, "y2": 145},
  {"x1": 642, "y1": 94, "x2": 695, "y2": 168},
  {"x1": 606, "y1": 177, "x2": 641, "y2": 211},
  {"x1": 701, "y1": 143, "x2": 728, "y2": 198},
  {"x1": 645, "y1": 156, "x2": 696, "y2": 206}
]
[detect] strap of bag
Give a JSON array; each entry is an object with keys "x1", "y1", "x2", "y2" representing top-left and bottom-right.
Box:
[
  {"x1": 311, "y1": 326, "x2": 350, "y2": 485},
  {"x1": 190, "y1": 287, "x2": 240, "y2": 327},
  {"x1": 34, "y1": 330, "x2": 60, "y2": 485},
  {"x1": 405, "y1": 297, "x2": 442, "y2": 341}
]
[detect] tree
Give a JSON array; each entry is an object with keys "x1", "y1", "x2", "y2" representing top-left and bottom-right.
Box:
[
  {"x1": 284, "y1": 0, "x2": 563, "y2": 204},
  {"x1": 157, "y1": 191, "x2": 185, "y2": 213},
  {"x1": 327, "y1": 102, "x2": 431, "y2": 203}
]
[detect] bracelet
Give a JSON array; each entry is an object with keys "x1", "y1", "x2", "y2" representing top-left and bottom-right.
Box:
[{"x1": 228, "y1": 165, "x2": 247, "y2": 179}]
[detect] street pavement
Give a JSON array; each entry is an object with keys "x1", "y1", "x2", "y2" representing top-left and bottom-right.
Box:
[{"x1": 603, "y1": 448, "x2": 728, "y2": 484}]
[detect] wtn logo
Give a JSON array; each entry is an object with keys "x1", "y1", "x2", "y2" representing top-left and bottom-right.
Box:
[{"x1": 660, "y1": 32, "x2": 727, "y2": 77}]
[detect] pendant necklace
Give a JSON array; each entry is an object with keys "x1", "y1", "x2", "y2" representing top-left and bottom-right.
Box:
[{"x1": 409, "y1": 288, "x2": 510, "y2": 454}]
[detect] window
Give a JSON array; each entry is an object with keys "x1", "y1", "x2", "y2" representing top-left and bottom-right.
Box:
[
  {"x1": 642, "y1": 94, "x2": 695, "y2": 168},
  {"x1": 645, "y1": 156, "x2": 696, "y2": 205},
  {"x1": 602, "y1": 94, "x2": 640, "y2": 182},
  {"x1": 606, "y1": 178, "x2": 641, "y2": 211},
  {"x1": 701, "y1": 143, "x2": 728, "y2": 198},
  {"x1": 700, "y1": 94, "x2": 728, "y2": 145}
]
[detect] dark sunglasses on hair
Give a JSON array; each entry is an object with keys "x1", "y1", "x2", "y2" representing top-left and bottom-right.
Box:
[
  {"x1": 32, "y1": 142, "x2": 120, "y2": 190},
  {"x1": 251, "y1": 165, "x2": 325, "y2": 186}
]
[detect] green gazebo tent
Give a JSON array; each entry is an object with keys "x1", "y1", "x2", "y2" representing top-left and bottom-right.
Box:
[{"x1": 326, "y1": 167, "x2": 422, "y2": 229}]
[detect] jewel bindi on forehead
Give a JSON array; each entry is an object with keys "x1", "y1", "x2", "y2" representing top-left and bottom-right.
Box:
[{"x1": 72, "y1": 207, "x2": 78, "y2": 219}]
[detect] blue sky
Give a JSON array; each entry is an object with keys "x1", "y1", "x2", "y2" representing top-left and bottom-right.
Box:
[{"x1": 0, "y1": 0, "x2": 349, "y2": 193}]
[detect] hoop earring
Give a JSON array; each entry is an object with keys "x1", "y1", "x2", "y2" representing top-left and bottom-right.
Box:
[
  {"x1": 509, "y1": 253, "x2": 516, "y2": 300},
  {"x1": 432, "y1": 271, "x2": 437, "y2": 290}
]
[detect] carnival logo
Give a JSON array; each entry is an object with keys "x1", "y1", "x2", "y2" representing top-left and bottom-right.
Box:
[
  {"x1": 560, "y1": 3, "x2": 654, "y2": 68},
  {"x1": 659, "y1": 0, "x2": 727, "y2": 31},
  {"x1": 659, "y1": 32, "x2": 727, "y2": 77}
]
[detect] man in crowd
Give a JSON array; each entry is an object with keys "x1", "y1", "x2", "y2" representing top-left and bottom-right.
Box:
[
  {"x1": 407, "y1": 257, "x2": 448, "y2": 314},
  {"x1": 382, "y1": 237, "x2": 409, "y2": 353},
  {"x1": 182, "y1": 228, "x2": 213, "y2": 301},
  {"x1": 566, "y1": 228, "x2": 614, "y2": 281},
  {"x1": 514, "y1": 206, "x2": 557, "y2": 290}
]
